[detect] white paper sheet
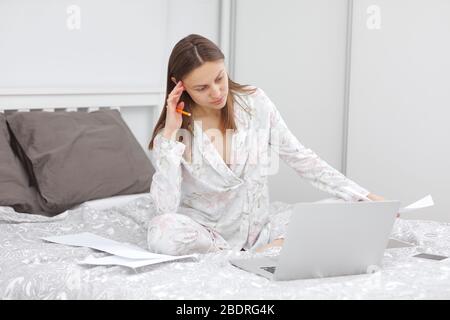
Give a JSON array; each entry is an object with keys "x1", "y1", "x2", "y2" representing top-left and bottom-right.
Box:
[
  {"x1": 398, "y1": 195, "x2": 434, "y2": 214},
  {"x1": 80, "y1": 254, "x2": 196, "y2": 268},
  {"x1": 41, "y1": 232, "x2": 198, "y2": 268},
  {"x1": 42, "y1": 232, "x2": 171, "y2": 259}
]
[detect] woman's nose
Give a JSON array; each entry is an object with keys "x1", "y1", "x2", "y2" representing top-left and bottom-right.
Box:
[{"x1": 211, "y1": 86, "x2": 221, "y2": 98}]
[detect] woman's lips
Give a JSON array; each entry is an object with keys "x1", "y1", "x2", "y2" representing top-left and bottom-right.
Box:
[{"x1": 212, "y1": 96, "x2": 224, "y2": 104}]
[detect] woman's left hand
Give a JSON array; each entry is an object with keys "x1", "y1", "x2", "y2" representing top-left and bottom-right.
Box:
[
  {"x1": 366, "y1": 193, "x2": 400, "y2": 218},
  {"x1": 255, "y1": 238, "x2": 284, "y2": 253},
  {"x1": 366, "y1": 193, "x2": 385, "y2": 201}
]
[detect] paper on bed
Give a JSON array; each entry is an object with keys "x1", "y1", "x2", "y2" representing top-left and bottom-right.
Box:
[
  {"x1": 398, "y1": 195, "x2": 434, "y2": 214},
  {"x1": 80, "y1": 254, "x2": 196, "y2": 269},
  {"x1": 41, "y1": 232, "x2": 195, "y2": 260}
]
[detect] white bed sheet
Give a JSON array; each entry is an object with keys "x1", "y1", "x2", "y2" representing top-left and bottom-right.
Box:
[
  {"x1": 1, "y1": 197, "x2": 450, "y2": 299},
  {"x1": 76, "y1": 193, "x2": 151, "y2": 211}
]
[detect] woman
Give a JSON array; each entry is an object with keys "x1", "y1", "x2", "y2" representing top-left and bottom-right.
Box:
[{"x1": 147, "y1": 34, "x2": 385, "y2": 255}]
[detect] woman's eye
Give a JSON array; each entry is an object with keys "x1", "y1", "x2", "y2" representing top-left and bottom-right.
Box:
[{"x1": 196, "y1": 77, "x2": 223, "y2": 91}]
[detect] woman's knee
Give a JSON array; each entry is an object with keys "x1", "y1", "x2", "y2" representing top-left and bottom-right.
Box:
[
  {"x1": 147, "y1": 213, "x2": 181, "y2": 255},
  {"x1": 147, "y1": 213, "x2": 216, "y2": 255}
]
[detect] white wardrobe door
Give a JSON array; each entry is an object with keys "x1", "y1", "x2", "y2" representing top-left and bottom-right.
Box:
[{"x1": 347, "y1": 0, "x2": 450, "y2": 221}]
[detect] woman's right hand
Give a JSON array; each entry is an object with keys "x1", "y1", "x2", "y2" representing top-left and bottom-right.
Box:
[{"x1": 163, "y1": 80, "x2": 185, "y2": 140}]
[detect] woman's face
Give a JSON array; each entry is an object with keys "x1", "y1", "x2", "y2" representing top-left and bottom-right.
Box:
[{"x1": 179, "y1": 60, "x2": 229, "y2": 111}]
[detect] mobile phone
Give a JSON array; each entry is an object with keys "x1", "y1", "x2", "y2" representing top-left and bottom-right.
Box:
[{"x1": 413, "y1": 253, "x2": 448, "y2": 261}]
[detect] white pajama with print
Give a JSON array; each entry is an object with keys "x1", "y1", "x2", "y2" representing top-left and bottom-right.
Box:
[{"x1": 146, "y1": 88, "x2": 370, "y2": 255}]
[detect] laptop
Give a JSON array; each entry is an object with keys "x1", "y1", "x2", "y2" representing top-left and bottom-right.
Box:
[{"x1": 230, "y1": 200, "x2": 402, "y2": 281}]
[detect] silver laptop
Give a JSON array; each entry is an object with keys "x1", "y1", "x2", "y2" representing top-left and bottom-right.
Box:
[{"x1": 230, "y1": 200, "x2": 404, "y2": 281}]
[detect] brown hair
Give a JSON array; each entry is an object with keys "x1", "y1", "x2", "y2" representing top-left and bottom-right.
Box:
[{"x1": 148, "y1": 34, "x2": 256, "y2": 150}]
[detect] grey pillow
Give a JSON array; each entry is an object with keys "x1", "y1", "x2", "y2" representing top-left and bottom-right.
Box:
[
  {"x1": 0, "y1": 113, "x2": 46, "y2": 215},
  {"x1": 6, "y1": 109, "x2": 154, "y2": 216}
]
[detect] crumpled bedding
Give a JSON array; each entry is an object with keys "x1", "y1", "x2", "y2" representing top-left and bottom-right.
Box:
[{"x1": 1, "y1": 196, "x2": 450, "y2": 299}]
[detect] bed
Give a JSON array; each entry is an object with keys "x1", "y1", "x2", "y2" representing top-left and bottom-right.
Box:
[
  {"x1": 1, "y1": 107, "x2": 450, "y2": 300},
  {"x1": 1, "y1": 193, "x2": 450, "y2": 299}
]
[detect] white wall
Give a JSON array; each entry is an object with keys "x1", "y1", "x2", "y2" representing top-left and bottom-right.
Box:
[
  {"x1": 234, "y1": 0, "x2": 353, "y2": 203},
  {"x1": 0, "y1": 0, "x2": 167, "y2": 89},
  {"x1": 165, "y1": 0, "x2": 220, "y2": 58},
  {"x1": 347, "y1": 0, "x2": 450, "y2": 222}
]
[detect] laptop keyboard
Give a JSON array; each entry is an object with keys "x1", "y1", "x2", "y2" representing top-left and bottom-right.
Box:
[{"x1": 260, "y1": 266, "x2": 277, "y2": 274}]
